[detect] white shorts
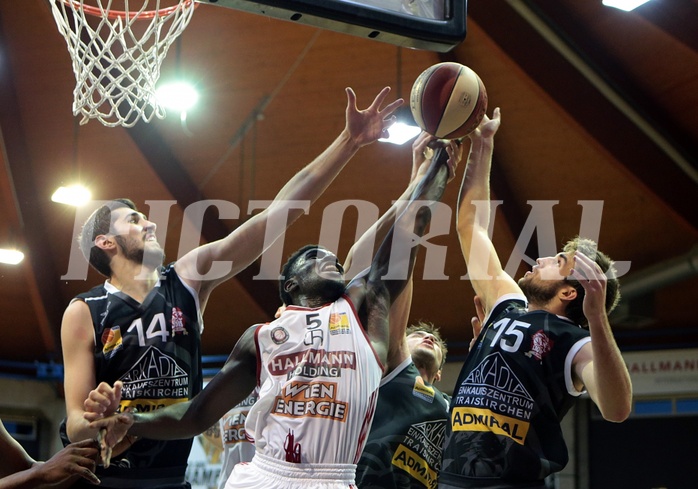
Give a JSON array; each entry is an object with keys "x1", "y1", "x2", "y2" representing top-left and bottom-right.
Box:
[{"x1": 225, "y1": 452, "x2": 357, "y2": 489}]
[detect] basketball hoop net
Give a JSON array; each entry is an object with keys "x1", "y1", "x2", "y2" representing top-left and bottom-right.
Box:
[{"x1": 49, "y1": 0, "x2": 197, "y2": 127}]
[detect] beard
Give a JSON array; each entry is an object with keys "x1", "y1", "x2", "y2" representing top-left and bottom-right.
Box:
[
  {"x1": 518, "y1": 275, "x2": 561, "y2": 306},
  {"x1": 115, "y1": 235, "x2": 165, "y2": 271}
]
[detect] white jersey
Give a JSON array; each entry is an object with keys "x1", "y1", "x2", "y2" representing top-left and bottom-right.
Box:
[
  {"x1": 217, "y1": 388, "x2": 259, "y2": 489},
  {"x1": 246, "y1": 296, "x2": 383, "y2": 466}
]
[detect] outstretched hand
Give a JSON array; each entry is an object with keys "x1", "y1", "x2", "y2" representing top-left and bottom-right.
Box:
[
  {"x1": 468, "y1": 107, "x2": 502, "y2": 142},
  {"x1": 570, "y1": 251, "x2": 608, "y2": 322},
  {"x1": 411, "y1": 132, "x2": 463, "y2": 183},
  {"x1": 344, "y1": 87, "x2": 403, "y2": 147}
]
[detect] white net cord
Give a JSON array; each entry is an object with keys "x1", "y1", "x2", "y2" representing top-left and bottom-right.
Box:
[{"x1": 49, "y1": 0, "x2": 197, "y2": 127}]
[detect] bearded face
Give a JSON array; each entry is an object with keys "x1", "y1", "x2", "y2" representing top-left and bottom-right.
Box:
[
  {"x1": 115, "y1": 234, "x2": 165, "y2": 272},
  {"x1": 518, "y1": 274, "x2": 563, "y2": 306}
]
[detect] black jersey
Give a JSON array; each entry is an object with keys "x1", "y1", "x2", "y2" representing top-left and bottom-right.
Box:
[
  {"x1": 440, "y1": 295, "x2": 590, "y2": 488},
  {"x1": 356, "y1": 358, "x2": 450, "y2": 489},
  {"x1": 62, "y1": 265, "x2": 204, "y2": 488}
]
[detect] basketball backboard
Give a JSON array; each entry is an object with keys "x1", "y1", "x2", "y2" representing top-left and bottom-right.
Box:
[{"x1": 204, "y1": 0, "x2": 467, "y2": 52}]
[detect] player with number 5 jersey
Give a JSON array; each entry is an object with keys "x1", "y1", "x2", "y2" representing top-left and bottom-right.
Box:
[
  {"x1": 248, "y1": 296, "x2": 382, "y2": 467},
  {"x1": 82, "y1": 133, "x2": 459, "y2": 489}
]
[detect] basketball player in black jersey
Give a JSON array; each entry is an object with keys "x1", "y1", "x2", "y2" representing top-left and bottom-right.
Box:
[
  {"x1": 60, "y1": 86, "x2": 403, "y2": 489},
  {"x1": 439, "y1": 108, "x2": 632, "y2": 488}
]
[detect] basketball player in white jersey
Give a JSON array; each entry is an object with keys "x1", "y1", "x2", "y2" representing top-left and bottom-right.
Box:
[
  {"x1": 83, "y1": 136, "x2": 459, "y2": 488},
  {"x1": 215, "y1": 387, "x2": 259, "y2": 489}
]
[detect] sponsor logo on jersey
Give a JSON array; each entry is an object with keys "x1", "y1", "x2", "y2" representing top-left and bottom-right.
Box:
[
  {"x1": 273, "y1": 380, "x2": 348, "y2": 421},
  {"x1": 412, "y1": 376, "x2": 436, "y2": 403},
  {"x1": 451, "y1": 352, "x2": 534, "y2": 444},
  {"x1": 117, "y1": 346, "x2": 190, "y2": 409},
  {"x1": 171, "y1": 307, "x2": 188, "y2": 335},
  {"x1": 271, "y1": 326, "x2": 289, "y2": 345},
  {"x1": 222, "y1": 410, "x2": 250, "y2": 445},
  {"x1": 392, "y1": 419, "x2": 446, "y2": 487},
  {"x1": 101, "y1": 326, "x2": 123, "y2": 359},
  {"x1": 269, "y1": 349, "x2": 356, "y2": 376},
  {"x1": 525, "y1": 330, "x2": 553, "y2": 361},
  {"x1": 392, "y1": 445, "x2": 438, "y2": 489},
  {"x1": 328, "y1": 312, "x2": 351, "y2": 335},
  {"x1": 451, "y1": 407, "x2": 529, "y2": 444}
]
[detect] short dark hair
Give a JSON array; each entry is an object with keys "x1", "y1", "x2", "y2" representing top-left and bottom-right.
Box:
[
  {"x1": 406, "y1": 321, "x2": 448, "y2": 368},
  {"x1": 278, "y1": 244, "x2": 320, "y2": 306},
  {"x1": 78, "y1": 199, "x2": 138, "y2": 278},
  {"x1": 563, "y1": 237, "x2": 621, "y2": 327}
]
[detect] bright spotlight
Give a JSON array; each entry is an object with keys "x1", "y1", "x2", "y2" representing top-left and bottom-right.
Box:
[
  {"x1": 155, "y1": 82, "x2": 199, "y2": 112},
  {"x1": 602, "y1": 0, "x2": 651, "y2": 12},
  {"x1": 51, "y1": 185, "x2": 92, "y2": 207},
  {"x1": 0, "y1": 249, "x2": 24, "y2": 265}
]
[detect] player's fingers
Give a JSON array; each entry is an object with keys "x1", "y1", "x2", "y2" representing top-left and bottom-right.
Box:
[
  {"x1": 413, "y1": 131, "x2": 434, "y2": 153},
  {"x1": 471, "y1": 315, "x2": 483, "y2": 337},
  {"x1": 83, "y1": 412, "x2": 103, "y2": 422},
  {"x1": 380, "y1": 97, "x2": 403, "y2": 118},
  {"x1": 70, "y1": 438, "x2": 100, "y2": 450},
  {"x1": 65, "y1": 460, "x2": 100, "y2": 485},
  {"x1": 84, "y1": 397, "x2": 108, "y2": 415},
  {"x1": 78, "y1": 466, "x2": 101, "y2": 485},
  {"x1": 345, "y1": 87, "x2": 357, "y2": 111},
  {"x1": 368, "y1": 86, "x2": 391, "y2": 111},
  {"x1": 113, "y1": 380, "x2": 123, "y2": 400}
]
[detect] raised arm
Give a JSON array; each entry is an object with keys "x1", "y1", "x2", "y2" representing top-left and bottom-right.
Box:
[
  {"x1": 350, "y1": 144, "x2": 453, "y2": 363},
  {"x1": 571, "y1": 252, "x2": 632, "y2": 422},
  {"x1": 455, "y1": 108, "x2": 517, "y2": 314},
  {"x1": 87, "y1": 326, "x2": 259, "y2": 458},
  {"x1": 344, "y1": 133, "x2": 462, "y2": 371},
  {"x1": 176, "y1": 87, "x2": 403, "y2": 308}
]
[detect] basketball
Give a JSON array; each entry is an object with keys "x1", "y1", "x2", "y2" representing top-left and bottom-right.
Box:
[{"x1": 410, "y1": 62, "x2": 488, "y2": 139}]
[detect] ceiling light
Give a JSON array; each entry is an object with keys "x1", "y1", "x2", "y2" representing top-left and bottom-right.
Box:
[
  {"x1": 51, "y1": 185, "x2": 92, "y2": 207},
  {"x1": 155, "y1": 81, "x2": 199, "y2": 112},
  {"x1": 379, "y1": 106, "x2": 422, "y2": 145},
  {"x1": 0, "y1": 249, "x2": 24, "y2": 265},
  {"x1": 602, "y1": 0, "x2": 651, "y2": 11}
]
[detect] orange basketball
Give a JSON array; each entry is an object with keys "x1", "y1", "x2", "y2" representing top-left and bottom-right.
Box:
[{"x1": 410, "y1": 62, "x2": 488, "y2": 139}]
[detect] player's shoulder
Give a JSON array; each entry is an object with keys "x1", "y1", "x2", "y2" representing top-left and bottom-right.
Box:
[
  {"x1": 74, "y1": 281, "x2": 108, "y2": 300},
  {"x1": 485, "y1": 293, "x2": 527, "y2": 324}
]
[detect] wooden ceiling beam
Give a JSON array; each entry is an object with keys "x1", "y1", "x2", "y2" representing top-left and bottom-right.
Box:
[
  {"x1": 469, "y1": 0, "x2": 697, "y2": 230},
  {"x1": 526, "y1": 0, "x2": 697, "y2": 174}
]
